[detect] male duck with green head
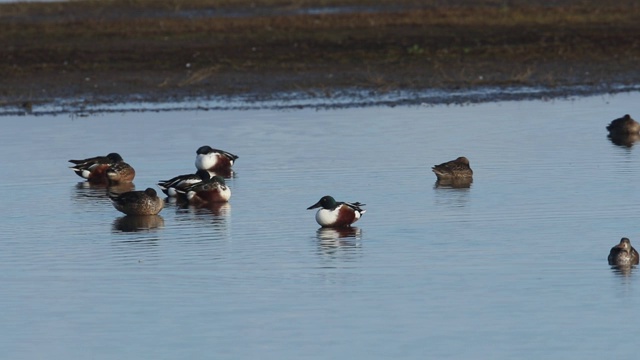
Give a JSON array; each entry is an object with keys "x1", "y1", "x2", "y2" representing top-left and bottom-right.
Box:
[{"x1": 307, "y1": 195, "x2": 366, "y2": 228}]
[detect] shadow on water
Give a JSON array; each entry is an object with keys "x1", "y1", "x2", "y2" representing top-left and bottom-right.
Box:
[{"x1": 112, "y1": 215, "x2": 165, "y2": 232}]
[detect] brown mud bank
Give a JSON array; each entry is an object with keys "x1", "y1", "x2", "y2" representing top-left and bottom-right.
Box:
[{"x1": 1, "y1": 0, "x2": 640, "y2": 114}]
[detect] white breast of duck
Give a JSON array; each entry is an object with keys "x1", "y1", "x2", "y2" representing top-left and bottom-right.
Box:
[{"x1": 315, "y1": 203, "x2": 365, "y2": 227}]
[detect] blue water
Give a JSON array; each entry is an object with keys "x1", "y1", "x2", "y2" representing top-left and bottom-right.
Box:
[{"x1": 1, "y1": 92, "x2": 640, "y2": 359}]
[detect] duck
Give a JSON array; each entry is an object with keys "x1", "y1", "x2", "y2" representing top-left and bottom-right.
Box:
[
  {"x1": 606, "y1": 114, "x2": 640, "y2": 135},
  {"x1": 157, "y1": 169, "x2": 211, "y2": 197},
  {"x1": 69, "y1": 152, "x2": 126, "y2": 184},
  {"x1": 105, "y1": 160, "x2": 136, "y2": 184},
  {"x1": 307, "y1": 195, "x2": 366, "y2": 228},
  {"x1": 608, "y1": 237, "x2": 640, "y2": 266},
  {"x1": 108, "y1": 188, "x2": 164, "y2": 216},
  {"x1": 195, "y1": 145, "x2": 238, "y2": 177},
  {"x1": 177, "y1": 175, "x2": 231, "y2": 205},
  {"x1": 432, "y1": 156, "x2": 473, "y2": 181}
]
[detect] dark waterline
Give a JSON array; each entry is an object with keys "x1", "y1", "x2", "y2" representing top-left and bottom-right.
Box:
[{"x1": 4, "y1": 84, "x2": 640, "y2": 118}]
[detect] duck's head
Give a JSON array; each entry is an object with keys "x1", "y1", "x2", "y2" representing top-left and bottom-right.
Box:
[
  {"x1": 106, "y1": 153, "x2": 123, "y2": 162},
  {"x1": 456, "y1": 156, "x2": 470, "y2": 165},
  {"x1": 196, "y1": 146, "x2": 214, "y2": 155},
  {"x1": 211, "y1": 175, "x2": 226, "y2": 185},
  {"x1": 144, "y1": 188, "x2": 157, "y2": 197},
  {"x1": 196, "y1": 169, "x2": 211, "y2": 181},
  {"x1": 307, "y1": 195, "x2": 337, "y2": 210},
  {"x1": 617, "y1": 237, "x2": 633, "y2": 253}
]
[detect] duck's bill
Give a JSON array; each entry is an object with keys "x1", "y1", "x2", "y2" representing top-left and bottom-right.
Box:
[{"x1": 307, "y1": 201, "x2": 322, "y2": 210}]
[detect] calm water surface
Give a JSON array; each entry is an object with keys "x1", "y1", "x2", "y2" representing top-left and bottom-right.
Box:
[{"x1": 2, "y1": 93, "x2": 640, "y2": 359}]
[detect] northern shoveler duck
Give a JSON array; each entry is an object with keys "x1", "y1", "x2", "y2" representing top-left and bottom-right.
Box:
[
  {"x1": 608, "y1": 237, "x2": 640, "y2": 266},
  {"x1": 432, "y1": 156, "x2": 473, "y2": 181},
  {"x1": 108, "y1": 188, "x2": 164, "y2": 216},
  {"x1": 69, "y1": 152, "x2": 125, "y2": 184},
  {"x1": 157, "y1": 169, "x2": 211, "y2": 197},
  {"x1": 177, "y1": 175, "x2": 231, "y2": 204},
  {"x1": 105, "y1": 160, "x2": 136, "y2": 184},
  {"x1": 606, "y1": 114, "x2": 640, "y2": 135},
  {"x1": 195, "y1": 145, "x2": 238, "y2": 177},
  {"x1": 307, "y1": 195, "x2": 366, "y2": 228}
]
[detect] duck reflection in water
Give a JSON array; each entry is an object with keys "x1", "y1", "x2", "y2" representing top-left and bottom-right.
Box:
[
  {"x1": 174, "y1": 202, "x2": 231, "y2": 228},
  {"x1": 316, "y1": 227, "x2": 361, "y2": 246},
  {"x1": 434, "y1": 177, "x2": 473, "y2": 189},
  {"x1": 112, "y1": 215, "x2": 165, "y2": 232},
  {"x1": 607, "y1": 132, "x2": 640, "y2": 147},
  {"x1": 187, "y1": 202, "x2": 231, "y2": 217},
  {"x1": 73, "y1": 181, "x2": 135, "y2": 203},
  {"x1": 611, "y1": 265, "x2": 634, "y2": 277}
]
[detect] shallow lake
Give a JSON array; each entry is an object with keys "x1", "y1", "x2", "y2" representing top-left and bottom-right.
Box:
[{"x1": 2, "y1": 92, "x2": 640, "y2": 359}]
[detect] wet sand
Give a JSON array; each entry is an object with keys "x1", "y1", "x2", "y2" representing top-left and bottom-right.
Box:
[{"x1": 1, "y1": 0, "x2": 640, "y2": 114}]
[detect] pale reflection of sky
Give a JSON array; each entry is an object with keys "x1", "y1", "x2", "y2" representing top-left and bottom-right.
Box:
[{"x1": 1, "y1": 92, "x2": 639, "y2": 359}]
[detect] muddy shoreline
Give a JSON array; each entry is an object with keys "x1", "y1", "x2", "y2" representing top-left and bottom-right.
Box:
[{"x1": 2, "y1": 0, "x2": 640, "y2": 115}]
